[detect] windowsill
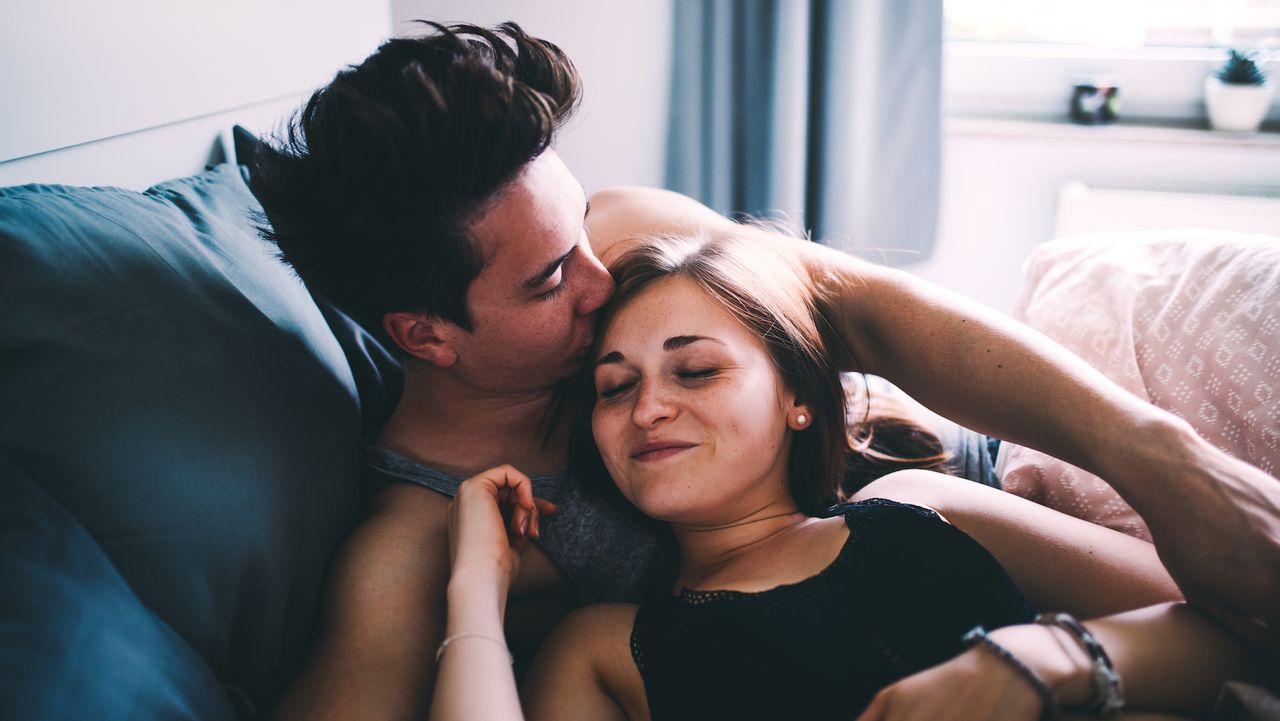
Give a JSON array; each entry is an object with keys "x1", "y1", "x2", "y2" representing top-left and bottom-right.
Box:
[{"x1": 945, "y1": 114, "x2": 1280, "y2": 148}]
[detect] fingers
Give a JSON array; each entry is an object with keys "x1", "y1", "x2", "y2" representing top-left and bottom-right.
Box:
[
  {"x1": 494, "y1": 464, "x2": 536, "y2": 511},
  {"x1": 455, "y1": 465, "x2": 561, "y2": 543},
  {"x1": 531, "y1": 498, "x2": 557, "y2": 540}
]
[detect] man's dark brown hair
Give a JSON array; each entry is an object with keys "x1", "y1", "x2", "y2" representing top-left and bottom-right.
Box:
[{"x1": 251, "y1": 21, "x2": 581, "y2": 330}]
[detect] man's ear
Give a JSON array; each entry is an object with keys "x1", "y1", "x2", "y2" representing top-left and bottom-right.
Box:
[{"x1": 382, "y1": 311, "x2": 459, "y2": 368}]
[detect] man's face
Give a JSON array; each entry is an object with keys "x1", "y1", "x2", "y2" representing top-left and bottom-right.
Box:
[{"x1": 444, "y1": 150, "x2": 613, "y2": 394}]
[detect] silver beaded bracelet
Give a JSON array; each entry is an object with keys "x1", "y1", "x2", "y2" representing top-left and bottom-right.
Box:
[
  {"x1": 1035, "y1": 612, "x2": 1124, "y2": 716},
  {"x1": 962, "y1": 625, "x2": 1061, "y2": 720}
]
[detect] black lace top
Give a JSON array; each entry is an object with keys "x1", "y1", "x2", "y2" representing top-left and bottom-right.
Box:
[{"x1": 630, "y1": 499, "x2": 1035, "y2": 720}]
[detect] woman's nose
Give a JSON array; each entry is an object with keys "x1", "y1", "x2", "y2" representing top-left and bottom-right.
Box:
[{"x1": 631, "y1": 381, "x2": 676, "y2": 428}]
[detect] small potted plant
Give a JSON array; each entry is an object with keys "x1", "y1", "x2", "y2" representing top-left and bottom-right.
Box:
[{"x1": 1205, "y1": 49, "x2": 1273, "y2": 132}]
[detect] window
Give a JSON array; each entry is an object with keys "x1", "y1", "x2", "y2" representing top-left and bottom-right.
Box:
[
  {"x1": 943, "y1": 0, "x2": 1280, "y2": 122},
  {"x1": 946, "y1": 0, "x2": 1280, "y2": 49}
]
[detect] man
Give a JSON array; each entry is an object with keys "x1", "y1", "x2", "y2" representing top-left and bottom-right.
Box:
[{"x1": 252, "y1": 22, "x2": 1278, "y2": 721}]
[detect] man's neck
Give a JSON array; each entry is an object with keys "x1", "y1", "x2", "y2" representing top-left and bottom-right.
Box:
[{"x1": 377, "y1": 366, "x2": 574, "y2": 477}]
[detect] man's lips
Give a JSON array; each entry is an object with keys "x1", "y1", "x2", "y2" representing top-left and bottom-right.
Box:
[{"x1": 630, "y1": 440, "x2": 697, "y2": 462}]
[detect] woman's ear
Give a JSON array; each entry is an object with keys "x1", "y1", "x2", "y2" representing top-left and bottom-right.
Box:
[
  {"x1": 383, "y1": 311, "x2": 459, "y2": 368},
  {"x1": 786, "y1": 397, "x2": 814, "y2": 431}
]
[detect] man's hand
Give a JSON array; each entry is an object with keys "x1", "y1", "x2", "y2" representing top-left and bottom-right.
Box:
[
  {"x1": 855, "y1": 643, "x2": 1048, "y2": 721},
  {"x1": 1114, "y1": 427, "x2": 1280, "y2": 649}
]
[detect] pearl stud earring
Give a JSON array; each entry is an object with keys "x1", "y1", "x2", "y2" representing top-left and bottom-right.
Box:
[{"x1": 795, "y1": 413, "x2": 807, "y2": 426}]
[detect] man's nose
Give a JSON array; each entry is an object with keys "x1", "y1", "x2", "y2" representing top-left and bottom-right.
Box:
[{"x1": 577, "y1": 247, "x2": 614, "y2": 316}]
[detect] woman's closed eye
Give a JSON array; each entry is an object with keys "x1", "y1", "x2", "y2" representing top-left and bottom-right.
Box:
[
  {"x1": 677, "y1": 368, "x2": 719, "y2": 381},
  {"x1": 597, "y1": 378, "x2": 635, "y2": 400}
]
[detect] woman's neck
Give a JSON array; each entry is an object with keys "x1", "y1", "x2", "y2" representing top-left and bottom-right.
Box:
[{"x1": 670, "y1": 499, "x2": 816, "y2": 589}]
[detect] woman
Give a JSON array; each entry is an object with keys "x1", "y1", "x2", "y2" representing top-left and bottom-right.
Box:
[{"x1": 431, "y1": 232, "x2": 1254, "y2": 720}]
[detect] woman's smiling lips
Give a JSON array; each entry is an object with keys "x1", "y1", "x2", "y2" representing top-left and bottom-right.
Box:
[{"x1": 630, "y1": 439, "x2": 698, "y2": 462}]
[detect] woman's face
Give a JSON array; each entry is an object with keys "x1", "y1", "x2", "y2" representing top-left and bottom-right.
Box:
[{"x1": 591, "y1": 277, "x2": 805, "y2": 525}]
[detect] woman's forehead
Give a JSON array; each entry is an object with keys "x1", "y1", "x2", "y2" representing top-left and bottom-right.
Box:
[{"x1": 596, "y1": 277, "x2": 761, "y2": 360}]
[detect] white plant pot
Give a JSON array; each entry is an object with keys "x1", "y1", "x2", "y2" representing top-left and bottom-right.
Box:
[{"x1": 1204, "y1": 76, "x2": 1274, "y2": 132}]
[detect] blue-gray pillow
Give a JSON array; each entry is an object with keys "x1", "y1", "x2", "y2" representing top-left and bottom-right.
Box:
[
  {"x1": 0, "y1": 454, "x2": 239, "y2": 721},
  {"x1": 0, "y1": 165, "x2": 363, "y2": 711}
]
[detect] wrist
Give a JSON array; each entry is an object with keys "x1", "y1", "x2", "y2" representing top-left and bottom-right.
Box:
[
  {"x1": 989, "y1": 624, "x2": 1094, "y2": 707},
  {"x1": 447, "y1": 569, "x2": 511, "y2": 614}
]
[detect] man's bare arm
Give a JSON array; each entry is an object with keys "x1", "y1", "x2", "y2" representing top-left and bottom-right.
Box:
[
  {"x1": 271, "y1": 484, "x2": 452, "y2": 721},
  {"x1": 586, "y1": 185, "x2": 1280, "y2": 647}
]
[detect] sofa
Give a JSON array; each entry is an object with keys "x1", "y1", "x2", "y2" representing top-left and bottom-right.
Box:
[
  {"x1": 0, "y1": 159, "x2": 402, "y2": 720},
  {"x1": 3, "y1": 149, "x2": 1276, "y2": 720}
]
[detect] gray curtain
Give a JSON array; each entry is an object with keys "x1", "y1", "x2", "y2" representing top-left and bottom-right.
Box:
[{"x1": 667, "y1": 0, "x2": 943, "y2": 265}]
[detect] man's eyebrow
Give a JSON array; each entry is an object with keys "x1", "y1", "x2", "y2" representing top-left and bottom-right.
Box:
[
  {"x1": 522, "y1": 246, "x2": 577, "y2": 290},
  {"x1": 597, "y1": 350, "x2": 624, "y2": 365}
]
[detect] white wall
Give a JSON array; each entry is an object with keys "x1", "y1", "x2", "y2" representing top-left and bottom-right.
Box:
[
  {"x1": 909, "y1": 121, "x2": 1280, "y2": 314},
  {"x1": 0, "y1": 1, "x2": 391, "y2": 189},
  {"x1": 389, "y1": 0, "x2": 674, "y2": 194},
  {"x1": 7, "y1": 1, "x2": 1274, "y2": 318}
]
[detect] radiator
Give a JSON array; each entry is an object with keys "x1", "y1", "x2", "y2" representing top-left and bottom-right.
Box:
[{"x1": 1054, "y1": 182, "x2": 1280, "y2": 238}]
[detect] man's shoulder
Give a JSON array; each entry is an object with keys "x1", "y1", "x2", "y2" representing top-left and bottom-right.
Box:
[{"x1": 361, "y1": 445, "x2": 469, "y2": 501}]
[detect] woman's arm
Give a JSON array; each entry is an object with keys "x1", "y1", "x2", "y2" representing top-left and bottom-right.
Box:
[
  {"x1": 433, "y1": 572, "x2": 524, "y2": 721},
  {"x1": 430, "y1": 466, "x2": 634, "y2": 721},
  {"x1": 586, "y1": 185, "x2": 1279, "y2": 645},
  {"x1": 855, "y1": 602, "x2": 1257, "y2": 721},
  {"x1": 854, "y1": 470, "x2": 1179, "y2": 618},
  {"x1": 430, "y1": 465, "x2": 548, "y2": 721}
]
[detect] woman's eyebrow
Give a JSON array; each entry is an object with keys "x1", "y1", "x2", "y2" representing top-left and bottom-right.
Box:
[
  {"x1": 663, "y1": 335, "x2": 722, "y2": 351},
  {"x1": 596, "y1": 336, "x2": 725, "y2": 366}
]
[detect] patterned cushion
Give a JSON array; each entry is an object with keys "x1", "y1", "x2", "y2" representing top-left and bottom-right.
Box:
[{"x1": 1000, "y1": 230, "x2": 1280, "y2": 539}]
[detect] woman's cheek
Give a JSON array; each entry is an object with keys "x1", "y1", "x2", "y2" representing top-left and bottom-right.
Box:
[{"x1": 592, "y1": 406, "x2": 625, "y2": 471}]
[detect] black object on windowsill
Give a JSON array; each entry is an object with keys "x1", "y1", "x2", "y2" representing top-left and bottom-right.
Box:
[{"x1": 1071, "y1": 76, "x2": 1121, "y2": 125}]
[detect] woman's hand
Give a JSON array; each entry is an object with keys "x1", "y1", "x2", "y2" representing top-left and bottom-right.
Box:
[{"x1": 446, "y1": 465, "x2": 558, "y2": 598}]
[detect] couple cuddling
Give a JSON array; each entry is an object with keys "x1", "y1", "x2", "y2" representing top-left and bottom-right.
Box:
[{"x1": 252, "y1": 22, "x2": 1277, "y2": 721}]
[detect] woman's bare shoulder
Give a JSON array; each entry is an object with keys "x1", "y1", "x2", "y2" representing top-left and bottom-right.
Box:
[{"x1": 522, "y1": 603, "x2": 649, "y2": 721}]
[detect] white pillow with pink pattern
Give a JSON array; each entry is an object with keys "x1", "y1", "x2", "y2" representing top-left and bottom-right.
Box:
[{"x1": 999, "y1": 229, "x2": 1280, "y2": 540}]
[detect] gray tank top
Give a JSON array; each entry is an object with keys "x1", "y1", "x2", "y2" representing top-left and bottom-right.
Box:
[{"x1": 362, "y1": 447, "x2": 664, "y2": 604}]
